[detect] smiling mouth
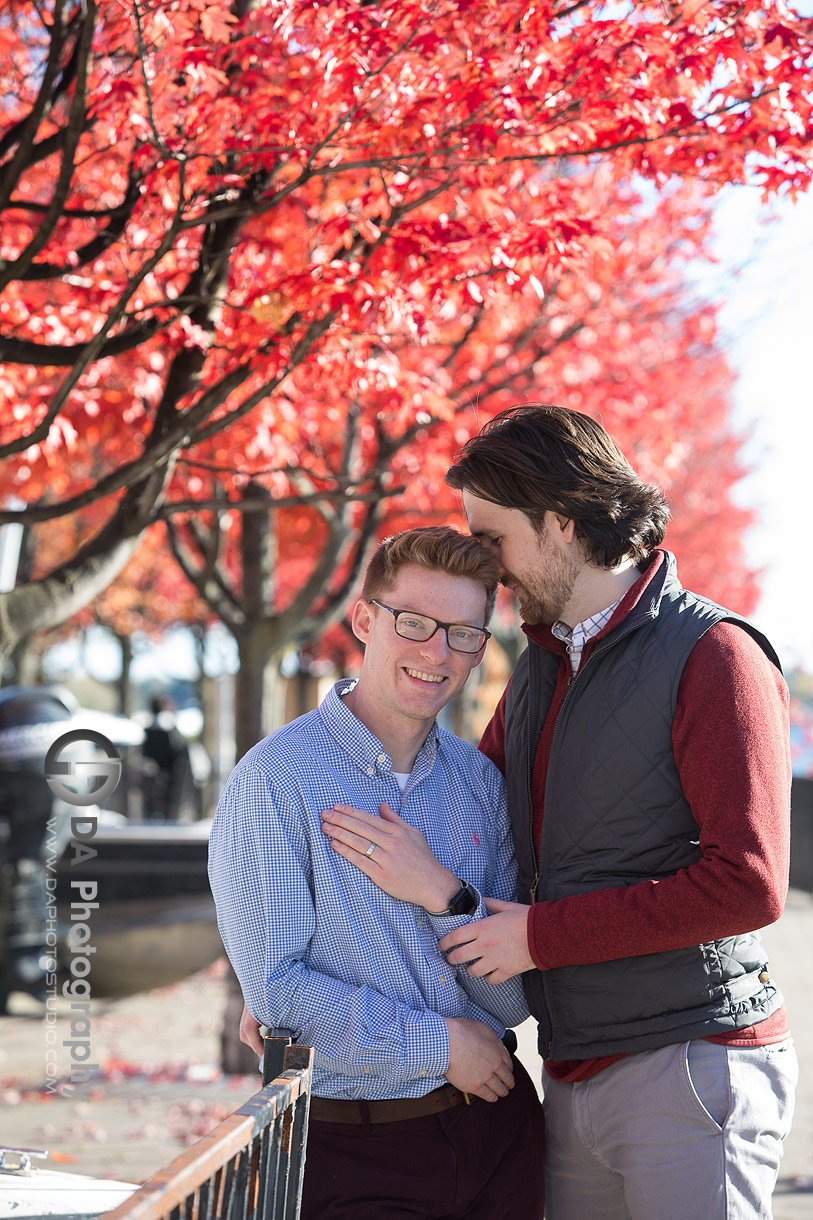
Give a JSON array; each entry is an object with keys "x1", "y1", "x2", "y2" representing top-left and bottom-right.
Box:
[{"x1": 404, "y1": 668, "x2": 447, "y2": 685}]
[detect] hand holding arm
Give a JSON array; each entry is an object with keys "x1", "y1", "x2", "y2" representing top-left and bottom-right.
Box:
[
  {"x1": 438, "y1": 898, "x2": 536, "y2": 984},
  {"x1": 209, "y1": 768, "x2": 451, "y2": 1087},
  {"x1": 232, "y1": 967, "x2": 517, "y2": 1103},
  {"x1": 318, "y1": 774, "x2": 531, "y2": 1029}
]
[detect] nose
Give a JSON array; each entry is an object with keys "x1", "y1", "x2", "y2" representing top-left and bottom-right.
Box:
[{"x1": 419, "y1": 627, "x2": 451, "y2": 663}]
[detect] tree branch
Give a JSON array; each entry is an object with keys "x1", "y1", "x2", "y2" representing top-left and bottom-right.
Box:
[
  {"x1": 165, "y1": 516, "x2": 247, "y2": 636},
  {"x1": 184, "y1": 308, "x2": 338, "y2": 448},
  {"x1": 15, "y1": 173, "x2": 140, "y2": 281},
  {"x1": 156, "y1": 486, "x2": 402, "y2": 518},
  {"x1": 0, "y1": 0, "x2": 71, "y2": 201},
  {"x1": 0, "y1": 456, "x2": 173, "y2": 658},
  {"x1": 0, "y1": 189, "x2": 186, "y2": 460},
  {"x1": 0, "y1": 1, "x2": 98, "y2": 292},
  {"x1": 0, "y1": 128, "x2": 77, "y2": 177},
  {"x1": 297, "y1": 497, "x2": 385, "y2": 641},
  {"x1": 3, "y1": 195, "x2": 131, "y2": 220},
  {"x1": 0, "y1": 316, "x2": 170, "y2": 367}
]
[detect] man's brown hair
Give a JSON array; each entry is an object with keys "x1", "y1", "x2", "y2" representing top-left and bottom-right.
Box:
[
  {"x1": 446, "y1": 404, "x2": 670, "y2": 568},
  {"x1": 362, "y1": 526, "x2": 499, "y2": 622}
]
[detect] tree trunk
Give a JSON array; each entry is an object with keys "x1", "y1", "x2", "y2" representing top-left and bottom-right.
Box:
[
  {"x1": 220, "y1": 960, "x2": 262, "y2": 1079},
  {"x1": 0, "y1": 521, "x2": 34, "y2": 687},
  {"x1": 221, "y1": 490, "x2": 284, "y2": 1073},
  {"x1": 114, "y1": 630, "x2": 132, "y2": 718},
  {"x1": 4, "y1": 636, "x2": 39, "y2": 687}
]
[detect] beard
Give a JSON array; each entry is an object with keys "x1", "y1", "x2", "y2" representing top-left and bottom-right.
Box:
[{"x1": 507, "y1": 529, "x2": 579, "y2": 626}]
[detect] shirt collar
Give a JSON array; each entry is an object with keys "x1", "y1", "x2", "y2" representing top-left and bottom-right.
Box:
[
  {"x1": 552, "y1": 598, "x2": 623, "y2": 651},
  {"x1": 318, "y1": 679, "x2": 438, "y2": 780},
  {"x1": 552, "y1": 599, "x2": 623, "y2": 676}
]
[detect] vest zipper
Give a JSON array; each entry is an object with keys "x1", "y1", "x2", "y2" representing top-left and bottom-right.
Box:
[
  {"x1": 534, "y1": 618, "x2": 650, "y2": 1061},
  {"x1": 540, "y1": 618, "x2": 646, "y2": 870},
  {"x1": 527, "y1": 739, "x2": 539, "y2": 904},
  {"x1": 544, "y1": 618, "x2": 646, "y2": 780},
  {"x1": 525, "y1": 659, "x2": 550, "y2": 1056}
]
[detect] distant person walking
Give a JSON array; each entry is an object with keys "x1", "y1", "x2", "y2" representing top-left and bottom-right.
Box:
[{"x1": 142, "y1": 695, "x2": 193, "y2": 820}]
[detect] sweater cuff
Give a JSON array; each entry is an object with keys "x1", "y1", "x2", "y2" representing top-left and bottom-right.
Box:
[{"x1": 528, "y1": 902, "x2": 553, "y2": 971}]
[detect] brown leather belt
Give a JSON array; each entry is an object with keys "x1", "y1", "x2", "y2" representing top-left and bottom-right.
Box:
[{"x1": 309, "y1": 1083, "x2": 476, "y2": 1125}]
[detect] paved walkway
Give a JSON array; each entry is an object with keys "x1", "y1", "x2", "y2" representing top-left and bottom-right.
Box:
[{"x1": 513, "y1": 887, "x2": 813, "y2": 1219}]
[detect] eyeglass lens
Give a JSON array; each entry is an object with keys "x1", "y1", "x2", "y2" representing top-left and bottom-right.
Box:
[{"x1": 394, "y1": 612, "x2": 485, "y2": 653}]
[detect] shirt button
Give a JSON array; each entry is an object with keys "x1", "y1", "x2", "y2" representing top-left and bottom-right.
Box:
[
  {"x1": 439, "y1": 978, "x2": 447, "y2": 986},
  {"x1": 363, "y1": 1068, "x2": 371, "y2": 1075},
  {"x1": 417, "y1": 918, "x2": 424, "y2": 928},
  {"x1": 366, "y1": 766, "x2": 374, "y2": 776},
  {"x1": 419, "y1": 1069, "x2": 427, "y2": 1076},
  {"x1": 377, "y1": 753, "x2": 386, "y2": 764}
]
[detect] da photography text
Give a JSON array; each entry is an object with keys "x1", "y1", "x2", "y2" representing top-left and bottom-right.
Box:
[{"x1": 43, "y1": 729, "x2": 122, "y2": 1091}]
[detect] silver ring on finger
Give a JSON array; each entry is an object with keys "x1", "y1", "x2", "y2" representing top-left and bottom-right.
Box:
[{"x1": 364, "y1": 841, "x2": 376, "y2": 857}]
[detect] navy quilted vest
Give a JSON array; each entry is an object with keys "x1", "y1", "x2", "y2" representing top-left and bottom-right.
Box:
[{"x1": 504, "y1": 551, "x2": 786, "y2": 1060}]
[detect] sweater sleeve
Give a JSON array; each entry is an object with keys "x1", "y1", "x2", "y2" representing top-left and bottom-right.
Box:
[{"x1": 528, "y1": 621, "x2": 791, "y2": 970}]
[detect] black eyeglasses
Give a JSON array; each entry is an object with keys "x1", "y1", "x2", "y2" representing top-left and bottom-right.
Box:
[{"x1": 369, "y1": 600, "x2": 491, "y2": 654}]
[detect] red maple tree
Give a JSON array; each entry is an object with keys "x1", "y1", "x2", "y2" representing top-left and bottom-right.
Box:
[
  {"x1": 17, "y1": 179, "x2": 762, "y2": 757},
  {"x1": 2, "y1": 0, "x2": 809, "y2": 732},
  {"x1": 1, "y1": 2, "x2": 809, "y2": 565}
]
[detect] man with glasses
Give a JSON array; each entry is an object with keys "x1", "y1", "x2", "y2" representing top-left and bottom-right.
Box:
[{"x1": 208, "y1": 526, "x2": 545, "y2": 1220}]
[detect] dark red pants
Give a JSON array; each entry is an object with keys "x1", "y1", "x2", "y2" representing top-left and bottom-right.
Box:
[{"x1": 300, "y1": 1057, "x2": 545, "y2": 1220}]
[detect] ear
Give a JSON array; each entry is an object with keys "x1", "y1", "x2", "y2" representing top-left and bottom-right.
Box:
[
  {"x1": 551, "y1": 513, "x2": 576, "y2": 543},
  {"x1": 350, "y1": 598, "x2": 374, "y2": 644}
]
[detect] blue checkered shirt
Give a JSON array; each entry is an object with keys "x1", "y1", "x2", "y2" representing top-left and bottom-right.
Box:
[{"x1": 208, "y1": 680, "x2": 530, "y2": 1099}]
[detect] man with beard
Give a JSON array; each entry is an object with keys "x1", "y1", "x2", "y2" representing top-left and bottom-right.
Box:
[{"x1": 433, "y1": 404, "x2": 797, "y2": 1220}]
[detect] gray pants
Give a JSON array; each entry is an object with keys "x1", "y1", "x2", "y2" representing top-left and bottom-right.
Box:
[{"x1": 543, "y1": 1038, "x2": 798, "y2": 1220}]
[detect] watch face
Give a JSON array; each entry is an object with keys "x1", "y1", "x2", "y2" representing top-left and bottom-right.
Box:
[{"x1": 450, "y1": 883, "x2": 477, "y2": 916}]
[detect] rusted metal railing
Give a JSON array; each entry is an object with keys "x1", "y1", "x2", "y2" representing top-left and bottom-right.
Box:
[{"x1": 102, "y1": 1043, "x2": 313, "y2": 1220}]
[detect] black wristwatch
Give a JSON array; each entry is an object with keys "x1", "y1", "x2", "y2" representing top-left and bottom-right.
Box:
[{"x1": 426, "y1": 879, "x2": 478, "y2": 917}]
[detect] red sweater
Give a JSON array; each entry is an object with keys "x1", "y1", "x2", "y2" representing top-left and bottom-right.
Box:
[{"x1": 479, "y1": 554, "x2": 791, "y2": 1081}]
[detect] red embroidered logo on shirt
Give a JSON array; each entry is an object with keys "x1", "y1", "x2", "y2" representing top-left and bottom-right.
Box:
[{"x1": 472, "y1": 833, "x2": 480, "y2": 846}]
